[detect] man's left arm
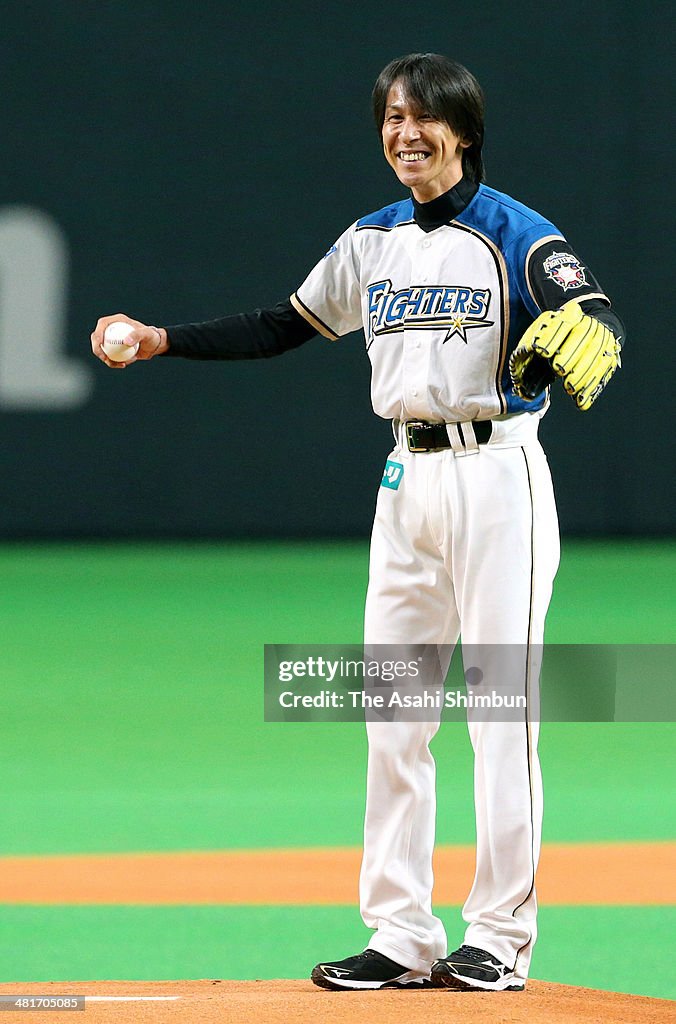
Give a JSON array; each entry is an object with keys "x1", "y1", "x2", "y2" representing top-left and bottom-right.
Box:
[
  {"x1": 525, "y1": 237, "x2": 625, "y2": 345},
  {"x1": 511, "y1": 236, "x2": 624, "y2": 410}
]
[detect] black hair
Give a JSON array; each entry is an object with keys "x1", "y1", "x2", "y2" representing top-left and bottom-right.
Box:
[{"x1": 372, "y1": 53, "x2": 485, "y2": 183}]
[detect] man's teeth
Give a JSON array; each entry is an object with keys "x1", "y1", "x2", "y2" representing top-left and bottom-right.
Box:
[{"x1": 400, "y1": 152, "x2": 429, "y2": 162}]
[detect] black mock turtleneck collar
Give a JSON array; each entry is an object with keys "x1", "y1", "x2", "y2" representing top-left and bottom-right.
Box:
[{"x1": 412, "y1": 176, "x2": 480, "y2": 233}]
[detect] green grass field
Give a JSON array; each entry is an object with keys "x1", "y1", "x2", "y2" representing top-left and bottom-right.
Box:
[{"x1": 0, "y1": 540, "x2": 674, "y2": 997}]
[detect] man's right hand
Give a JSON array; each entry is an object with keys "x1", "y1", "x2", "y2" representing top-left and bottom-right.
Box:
[{"x1": 91, "y1": 314, "x2": 169, "y2": 369}]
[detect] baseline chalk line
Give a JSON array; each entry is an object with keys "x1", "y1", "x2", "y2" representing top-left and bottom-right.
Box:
[{"x1": 85, "y1": 996, "x2": 181, "y2": 1002}]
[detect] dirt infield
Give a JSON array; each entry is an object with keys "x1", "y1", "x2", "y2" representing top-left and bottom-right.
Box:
[
  {"x1": 2, "y1": 843, "x2": 673, "y2": 1020},
  {"x1": 0, "y1": 980, "x2": 672, "y2": 1024},
  {"x1": 0, "y1": 841, "x2": 673, "y2": 904}
]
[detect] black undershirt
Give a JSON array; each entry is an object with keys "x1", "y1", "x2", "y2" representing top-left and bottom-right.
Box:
[
  {"x1": 411, "y1": 176, "x2": 479, "y2": 231},
  {"x1": 163, "y1": 301, "x2": 315, "y2": 361},
  {"x1": 164, "y1": 179, "x2": 624, "y2": 359}
]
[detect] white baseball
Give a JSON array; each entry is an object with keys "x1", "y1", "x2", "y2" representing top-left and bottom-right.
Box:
[{"x1": 102, "y1": 321, "x2": 140, "y2": 362}]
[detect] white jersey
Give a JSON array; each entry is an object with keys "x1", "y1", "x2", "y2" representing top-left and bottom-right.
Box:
[{"x1": 291, "y1": 183, "x2": 608, "y2": 423}]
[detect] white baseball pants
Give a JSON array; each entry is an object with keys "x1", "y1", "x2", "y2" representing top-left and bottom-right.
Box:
[{"x1": 360, "y1": 414, "x2": 559, "y2": 984}]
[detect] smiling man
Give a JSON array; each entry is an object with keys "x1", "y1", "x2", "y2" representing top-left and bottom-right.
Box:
[
  {"x1": 380, "y1": 79, "x2": 474, "y2": 201},
  {"x1": 92, "y1": 53, "x2": 624, "y2": 994}
]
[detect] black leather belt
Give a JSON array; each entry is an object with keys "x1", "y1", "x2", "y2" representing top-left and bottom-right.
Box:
[{"x1": 405, "y1": 420, "x2": 492, "y2": 453}]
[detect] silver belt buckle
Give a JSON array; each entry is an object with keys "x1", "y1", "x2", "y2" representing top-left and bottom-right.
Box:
[{"x1": 405, "y1": 421, "x2": 429, "y2": 453}]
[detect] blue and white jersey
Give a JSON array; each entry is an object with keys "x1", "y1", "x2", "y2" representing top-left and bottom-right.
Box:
[{"x1": 290, "y1": 184, "x2": 609, "y2": 423}]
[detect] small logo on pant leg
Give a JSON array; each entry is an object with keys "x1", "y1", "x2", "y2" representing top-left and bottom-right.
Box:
[{"x1": 381, "y1": 460, "x2": 404, "y2": 490}]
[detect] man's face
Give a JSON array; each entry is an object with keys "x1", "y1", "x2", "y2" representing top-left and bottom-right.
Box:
[{"x1": 381, "y1": 81, "x2": 469, "y2": 202}]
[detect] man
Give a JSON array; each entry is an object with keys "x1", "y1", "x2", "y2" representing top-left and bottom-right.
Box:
[{"x1": 92, "y1": 53, "x2": 623, "y2": 992}]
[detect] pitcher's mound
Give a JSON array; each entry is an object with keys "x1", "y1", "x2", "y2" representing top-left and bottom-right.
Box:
[{"x1": 0, "y1": 979, "x2": 672, "y2": 1023}]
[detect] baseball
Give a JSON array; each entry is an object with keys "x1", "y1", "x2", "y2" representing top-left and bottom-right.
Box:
[{"x1": 102, "y1": 321, "x2": 140, "y2": 362}]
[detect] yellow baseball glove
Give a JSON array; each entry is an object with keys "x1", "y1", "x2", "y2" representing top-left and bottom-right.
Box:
[{"x1": 509, "y1": 300, "x2": 621, "y2": 411}]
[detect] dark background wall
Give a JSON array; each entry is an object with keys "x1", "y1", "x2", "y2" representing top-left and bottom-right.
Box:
[{"x1": 0, "y1": 2, "x2": 672, "y2": 537}]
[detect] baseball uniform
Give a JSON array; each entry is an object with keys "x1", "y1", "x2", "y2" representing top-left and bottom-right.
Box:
[{"x1": 164, "y1": 176, "x2": 624, "y2": 985}]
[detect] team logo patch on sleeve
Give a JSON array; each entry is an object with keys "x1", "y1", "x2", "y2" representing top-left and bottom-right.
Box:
[{"x1": 543, "y1": 251, "x2": 588, "y2": 290}]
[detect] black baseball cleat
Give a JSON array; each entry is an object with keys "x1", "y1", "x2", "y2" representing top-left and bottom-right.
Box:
[
  {"x1": 311, "y1": 948, "x2": 433, "y2": 990},
  {"x1": 430, "y1": 945, "x2": 525, "y2": 991}
]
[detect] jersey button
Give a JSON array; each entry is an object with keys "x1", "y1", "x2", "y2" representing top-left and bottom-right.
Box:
[
  {"x1": 422, "y1": 239, "x2": 432, "y2": 249},
  {"x1": 411, "y1": 388, "x2": 418, "y2": 396}
]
